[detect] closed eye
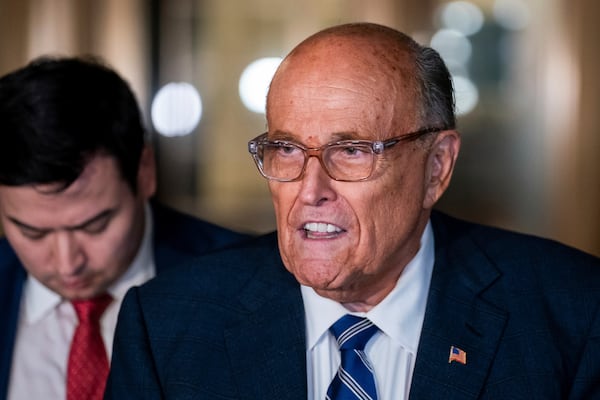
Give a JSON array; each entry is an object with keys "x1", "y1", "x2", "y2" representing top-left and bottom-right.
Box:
[
  {"x1": 70, "y1": 209, "x2": 115, "y2": 235},
  {"x1": 19, "y1": 226, "x2": 50, "y2": 241}
]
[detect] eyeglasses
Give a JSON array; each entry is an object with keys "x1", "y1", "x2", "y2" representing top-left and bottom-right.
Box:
[{"x1": 248, "y1": 127, "x2": 443, "y2": 182}]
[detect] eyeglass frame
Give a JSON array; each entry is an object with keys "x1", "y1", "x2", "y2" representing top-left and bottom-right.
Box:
[{"x1": 247, "y1": 127, "x2": 447, "y2": 182}]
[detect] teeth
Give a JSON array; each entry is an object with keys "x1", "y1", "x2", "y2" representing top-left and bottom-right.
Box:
[{"x1": 303, "y1": 222, "x2": 342, "y2": 233}]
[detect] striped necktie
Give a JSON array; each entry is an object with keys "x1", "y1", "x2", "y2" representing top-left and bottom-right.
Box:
[{"x1": 326, "y1": 315, "x2": 379, "y2": 400}]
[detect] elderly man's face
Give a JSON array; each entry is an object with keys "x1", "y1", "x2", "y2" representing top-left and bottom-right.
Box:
[{"x1": 266, "y1": 39, "x2": 457, "y2": 310}]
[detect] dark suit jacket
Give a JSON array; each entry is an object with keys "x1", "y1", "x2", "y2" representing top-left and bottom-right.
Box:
[
  {"x1": 0, "y1": 203, "x2": 249, "y2": 400},
  {"x1": 105, "y1": 211, "x2": 600, "y2": 399}
]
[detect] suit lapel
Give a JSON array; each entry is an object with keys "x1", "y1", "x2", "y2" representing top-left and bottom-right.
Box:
[
  {"x1": 220, "y1": 213, "x2": 510, "y2": 400},
  {"x1": 410, "y1": 214, "x2": 508, "y2": 400},
  {"x1": 0, "y1": 243, "x2": 26, "y2": 399},
  {"x1": 223, "y1": 245, "x2": 307, "y2": 400}
]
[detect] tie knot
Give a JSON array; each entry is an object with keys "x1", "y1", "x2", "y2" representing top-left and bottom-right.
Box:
[
  {"x1": 330, "y1": 315, "x2": 378, "y2": 351},
  {"x1": 71, "y1": 293, "x2": 112, "y2": 323}
]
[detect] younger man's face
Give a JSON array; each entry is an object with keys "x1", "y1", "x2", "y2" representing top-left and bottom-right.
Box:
[{"x1": 0, "y1": 152, "x2": 155, "y2": 300}]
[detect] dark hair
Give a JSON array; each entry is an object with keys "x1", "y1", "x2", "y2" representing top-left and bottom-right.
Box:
[
  {"x1": 0, "y1": 55, "x2": 145, "y2": 192},
  {"x1": 414, "y1": 45, "x2": 456, "y2": 130}
]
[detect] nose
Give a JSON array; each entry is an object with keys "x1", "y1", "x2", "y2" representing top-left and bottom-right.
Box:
[
  {"x1": 53, "y1": 231, "x2": 86, "y2": 276},
  {"x1": 297, "y1": 156, "x2": 337, "y2": 206}
]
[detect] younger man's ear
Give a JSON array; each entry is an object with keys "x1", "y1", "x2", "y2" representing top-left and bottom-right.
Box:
[{"x1": 137, "y1": 145, "x2": 157, "y2": 199}]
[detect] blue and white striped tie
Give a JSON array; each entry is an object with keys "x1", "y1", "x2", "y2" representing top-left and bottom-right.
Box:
[{"x1": 326, "y1": 315, "x2": 379, "y2": 400}]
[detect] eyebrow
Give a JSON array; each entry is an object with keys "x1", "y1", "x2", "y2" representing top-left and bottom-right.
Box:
[
  {"x1": 269, "y1": 130, "x2": 362, "y2": 142},
  {"x1": 268, "y1": 131, "x2": 297, "y2": 141},
  {"x1": 8, "y1": 208, "x2": 116, "y2": 233}
]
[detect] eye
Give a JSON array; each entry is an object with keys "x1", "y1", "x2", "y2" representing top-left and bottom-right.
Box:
[
  {"x1": 274, "y1": 142, "x2": 300, "y2": 156},
  {"x1": 80, "y1": 215, "x2": 112, "y2": 235},
  {"x1": 339, "y1": 144, "x2": 370, "y2": 157},
  {"x1": 20, "y1": 227, "x2": 49, "y2": 241},
  {"x1": 342, "y1": 146, "x2": 360, "y2": 155},
  {"x1": 75, "y1": 210, "x2": 116, "y2": 235}
]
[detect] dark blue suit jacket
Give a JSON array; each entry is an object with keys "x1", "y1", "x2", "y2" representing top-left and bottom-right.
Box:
[
  {"x1": 0, "y1": 203, "x2": 249, "y2": 400},
  {"x1": 105, "y1": 211, "x2": 600, "y2": 399}
]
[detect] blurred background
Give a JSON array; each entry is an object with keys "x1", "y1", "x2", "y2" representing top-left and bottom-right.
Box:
[{"x1": 0, "y1": 0, "x2": 598, "y2": 257}]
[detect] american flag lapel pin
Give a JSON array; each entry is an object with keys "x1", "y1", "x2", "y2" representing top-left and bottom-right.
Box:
[{"x1": 448, "y1": 346, "x2": 467, "y2": 364}]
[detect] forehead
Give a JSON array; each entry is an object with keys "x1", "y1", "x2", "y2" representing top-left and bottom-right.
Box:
[
  {"x1": 267, "y1": 37, "x2": 419, "y2": 141},
  {"x1": 0, "y1": 155, "x2": 128, "y2": 226}
]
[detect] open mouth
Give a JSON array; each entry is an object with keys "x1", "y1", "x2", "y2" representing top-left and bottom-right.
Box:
[{"x1": 303, "y1": 222, "x2": 344, "y2": 239}]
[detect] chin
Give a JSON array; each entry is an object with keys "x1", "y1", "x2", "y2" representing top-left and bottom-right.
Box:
[{"x1": 292, "y1": 267, "x2": 344, "y2": 290}]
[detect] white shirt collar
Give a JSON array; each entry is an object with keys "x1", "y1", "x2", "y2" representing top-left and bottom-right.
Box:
[
  {"x1": 302, "y1": 220, "x2": 435, "y2": 353},
  {"x1": 21, "y1": 203, "x2": 156, "y2": 323}
]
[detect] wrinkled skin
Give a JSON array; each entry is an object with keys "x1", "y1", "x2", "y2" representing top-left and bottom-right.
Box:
[{"x1": 266, "y1": 32, "x2": 460, "y2": 311}]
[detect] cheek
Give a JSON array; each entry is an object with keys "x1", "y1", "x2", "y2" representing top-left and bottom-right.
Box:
[
  {"x1": 351, "y1": 187, "x2": 393, "y2": 259},
  {"x1": 6, "y1": 235, "x2": 51, "y2": 275},
  {"x1": 269, "y1": 183, "x2": 295, "y2": 228},
  {"x1": 94, "y1": 230, "x2": 132, "y2": 264},
  {"x1": 354, "y1": 172, "x2": 405, "y2": 221},
  {"x1": 117, "y1": 217, "x2": 142, "y2": 254},
  {"x1": 356, "y1": 169, "x2": 421, "y2": 237},
  {"x1": 89, "y1": 210, "x2": 143, "y2": 272}
]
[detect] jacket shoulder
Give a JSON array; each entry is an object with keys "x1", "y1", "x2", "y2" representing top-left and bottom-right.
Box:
[
  {"x1": 431, "y1": 210, "x2": 599, "y2": 265},
  {"x1": 151, "y1": 202, "x2": 252, "y2": 259}
]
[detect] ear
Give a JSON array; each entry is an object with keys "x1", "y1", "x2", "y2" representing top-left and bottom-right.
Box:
[
  {"x1": 423, "y1": 130, "x2": 460, "y2": 209},
  {"x1": 137, "y1": 144, "x2": 157, "y2": 199}
]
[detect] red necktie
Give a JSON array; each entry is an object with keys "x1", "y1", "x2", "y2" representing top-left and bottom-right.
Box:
[{"x1": 67, "y1": 293, "x2": 113, "y2": 400}]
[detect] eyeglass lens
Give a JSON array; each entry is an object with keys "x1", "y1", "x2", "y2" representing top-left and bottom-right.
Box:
[{"x1": 259, "y1": 142, "x2": 375, "y2": 181}]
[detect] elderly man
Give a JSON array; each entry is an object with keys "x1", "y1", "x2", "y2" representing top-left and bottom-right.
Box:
[{"x1": 106, "y1": 23, "x2": 600, "y2": 399}]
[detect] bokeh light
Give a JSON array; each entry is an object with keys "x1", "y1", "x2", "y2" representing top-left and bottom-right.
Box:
[
  {"x1": 431, "y1": 29, "x2": 473, "y2": 66},
  {"x1": 440, "y1": 1, "x2": 484, "y2": 36},
  {"x1": 493, "y1": 0, "x2": 531, "y2": 31},
  {"x1": 453, "y1": 75, "x2": 479, "y2": 115},
  {"x1": 239, "y1": 57, "x2": 282, "y2": 114},
  {"x1": 151, "y1": 82, "x2": 202, "y2": 137}
]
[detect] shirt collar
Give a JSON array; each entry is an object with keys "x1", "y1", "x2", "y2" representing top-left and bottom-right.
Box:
[
  {"x1": 302, "y1": 220, "x2": 435, "y2": 353},
  {"x1": 22, "y1": 202, "x2": 156, "y2": 324}
]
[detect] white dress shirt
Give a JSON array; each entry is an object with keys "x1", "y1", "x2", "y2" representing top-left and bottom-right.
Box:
[
  {"x1": 302, "y1": 221, "x2": 434, "y2": 400},
  {"x1": 7, "y1": 204, "x2": 156, "y2": 400}
]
